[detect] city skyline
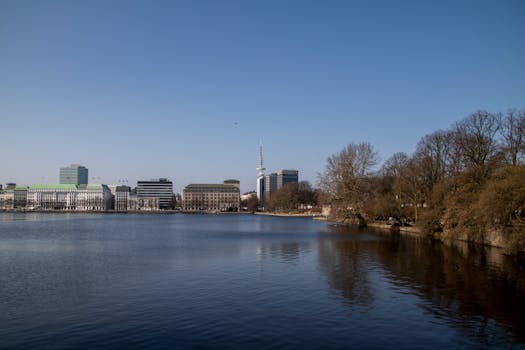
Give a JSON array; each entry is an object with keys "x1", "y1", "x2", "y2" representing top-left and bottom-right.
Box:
[
  {"x1": 1, "y1": 0, "x2": 524, "y2": 193},
  {"x1": 0, "y1": 161, "x2": 300, "y2": 195}
]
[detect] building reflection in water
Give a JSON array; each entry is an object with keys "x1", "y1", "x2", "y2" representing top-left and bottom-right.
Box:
[{"x1": 318, "y1": 225, "x2": 525, "y2": 344}]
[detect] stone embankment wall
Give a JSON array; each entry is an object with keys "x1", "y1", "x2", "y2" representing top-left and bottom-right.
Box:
[
  {"x1": 328, "y1": 217, "x2": 524, "y2": 254},
  {"x1": 370, "y1": 221, "x2": 524, "y2": 254},
  {"x1": 439, "y1": 226, "x2": 524, "y2": 254}
]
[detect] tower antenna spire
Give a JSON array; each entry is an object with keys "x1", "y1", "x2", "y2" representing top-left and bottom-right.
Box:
[
  {"x1": 256, "y1": 141, "x2": 266, "y2": 202},
  {"x1": 256, "y1": 140, "x2": 266, "y2": 176}
]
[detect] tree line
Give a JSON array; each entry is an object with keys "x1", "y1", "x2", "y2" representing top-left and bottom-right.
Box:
[
  {"x1": 317, "y1": 109, "x2": 525, "y2": 249},
  {"x1": 265, "y1": 181, "x2": 319, "y2": 212}
]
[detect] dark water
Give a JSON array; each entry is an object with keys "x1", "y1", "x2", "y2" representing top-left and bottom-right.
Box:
[{"x1": 0, "y1": 213, "x2": 524, "y2": 349}]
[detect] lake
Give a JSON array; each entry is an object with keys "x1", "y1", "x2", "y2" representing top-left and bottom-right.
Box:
[{"x1": 0, "y1": 213, "x2": 524, "y2": 349}]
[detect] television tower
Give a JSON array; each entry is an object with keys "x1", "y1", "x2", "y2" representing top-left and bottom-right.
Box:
[{"x1": 256, "y1": 142, "x2": 266, "y2": 201}]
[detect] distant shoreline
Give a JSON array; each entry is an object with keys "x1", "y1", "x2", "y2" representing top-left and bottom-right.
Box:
[
  {"x1": 0, "y1": 209, "x2": 323, "y2": 217},
  {"x1": 0, "y1": 209, "x2": 244, "y2": 215}
]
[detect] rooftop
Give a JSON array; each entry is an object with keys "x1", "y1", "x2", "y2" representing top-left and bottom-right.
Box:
[
  {"x1": 29, "y1": 184, "x2": 78, "y2": 190},
  {"x1": 61, "y1": 164, "x2": 87, "y2": 169},
  {"x1": 184, "y1": 184, "x2": 239, "y2": 190},
  {"x1": 78, "y1": 184, "x2": 108, "y2": 191},
  {"x1": 277, "y1": 170, "x2": 299, "y2": 175}
]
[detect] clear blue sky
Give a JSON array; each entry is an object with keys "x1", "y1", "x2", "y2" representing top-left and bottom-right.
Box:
[{"x1": 1, "y1": 0, "x2": 524, "y2": 193}]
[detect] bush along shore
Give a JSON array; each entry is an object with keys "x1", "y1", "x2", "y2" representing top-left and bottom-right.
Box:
[{"x1": 316, "y1": 109, "x2": 525, "y2": 254}]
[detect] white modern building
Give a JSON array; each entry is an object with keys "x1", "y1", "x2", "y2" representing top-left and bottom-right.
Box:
[{"x1": 136, "y1": 178, "x2": 174, "y2": 210}]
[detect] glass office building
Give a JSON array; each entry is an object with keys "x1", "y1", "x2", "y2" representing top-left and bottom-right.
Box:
[
  {"x1": 136, "y1": 178, "x2": 174, "y2": 210},
  {"x1": 277, "y1": 169, "x2": 299, "y2": 187},
  {"x1": 59, "y1": 164, "x2": 88, "y2": 185},
  {"x1": 264, "y1": 169, "x2": 299, "y2": 203}
]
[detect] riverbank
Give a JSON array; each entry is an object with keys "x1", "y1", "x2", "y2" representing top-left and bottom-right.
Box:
[
  {"x1": 319, "y1": 217, "x2": 424, "y2": 236},
  {"x1": 319, "y1": 215, "x2": 525, "y2": 254},
  {"x1": 367, "y1": 221, "x2": 422, "y2": 235},
  {"x1": 255, "y1": 211, "x2": 322, "y2": 218}
]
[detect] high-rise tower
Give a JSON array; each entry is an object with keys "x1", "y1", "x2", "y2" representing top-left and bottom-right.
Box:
[
  {"x1": 60, "y1": 164, "x2": 88, "y2": 185},
  {"x1": 256, "y1": 142, "x2": 266, "y2": 201}
]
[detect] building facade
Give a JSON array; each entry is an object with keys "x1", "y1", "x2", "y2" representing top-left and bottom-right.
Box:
[
  {"x1": 241, "y1": 191, "x2": 257, "y2": 202},
  {"x1": 0, "y1": 189, "x2": 14, "y2": 209},
  {"x1": 60, "y1": 164, "x2": 88, "y2": 185},
  {"x1": 264, "y1": 173, "x2": 278, "y2": 203},
  {"x1": 277, "y1": 169, "x2": 299, "y2": 187},
  {"x1": 256, "y1": 176, "x2": 265, "y2": 203},
  {"x1": 14, "y1": 186, "x2": 28, "y2": 208},
  {"x1": 77, "y1": 184, "x2": 112, "y2": 211},
  {"x1": 23, "y1": 184, "x2": 112, "y2": 211},
  {"x1": 26, "y1": 184, "x2": 78, "y2": 210},
  {"x1": 182, "y1": 181, "x2": 240, "y2": 212},
  {"x1": 136, "y1": 197, "x2": 160, "y2": 211},
  {"x1": 223, "y1": 179, "x2": 240, "y2": 190},
  {"x1": 136, "y1": 178, "x2": 174, "y2": 210},
  {"x1": 264, "y1": 169, "x2": 299, "y2": 203},
  {"x1": 114, "y1": 185, "x2": 131, "y2": 211}
]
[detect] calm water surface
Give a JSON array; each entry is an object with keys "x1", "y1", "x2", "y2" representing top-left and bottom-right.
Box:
[{"x1": 0, "y1": 213, "x2": 524, "y2": 349}]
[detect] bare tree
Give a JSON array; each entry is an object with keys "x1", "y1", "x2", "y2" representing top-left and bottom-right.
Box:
[
  {"x1": 381, "y1": 152, "x2": 409, "y2": 178},
  {"x1": 415, "y1": 131, "x2": 451, "y2": 183},
  {"x1": 453, "y1": 110, "x2": 501, "y2": 173},
  {"x1": 442, "y1": 129, "x2": 464, "y2": 176},
  {"x1": 241, "y1": 195, "x2": 259, "y2": 212},
  {"x1": 379, "y1": 152, "x2": 409, "y2": 214},
  {"x1": 500, "y1": 109, "x2": 525, "y2": 166},
  {"x1": 318, "y1": 142, "x2": 379, "y2": 219},
  {"x1": 297, "y1": 181, "x2": 317, "y2": 208},
  {"x1": 267, "y1": 183, "x2": 299, "y2": 212},
  {"x1": 395, "y1": 158, "x2": 425, "y2": 223}
]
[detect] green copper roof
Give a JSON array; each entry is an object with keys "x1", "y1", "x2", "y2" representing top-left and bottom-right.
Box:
[
  {"x1": 29, "y1": 184, "x2": 78, "y2": 190},
  {"x1": 78, "y1": 184, "x2": 107, "y2": 191}
]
